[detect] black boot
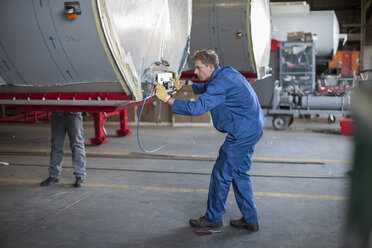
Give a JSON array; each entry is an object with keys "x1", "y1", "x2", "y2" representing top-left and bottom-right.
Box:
[
  {"x1": 40, "y1": 177, "x2": 59, "y2": 186},
  {"x1": 189, "y1": 216, "x2": 223, "y2": 228},
  {"x1": 230, "y1": 217, "x2": 259, "y2": 232},
  {"x1": 74, "y1": 177, "x2": 85, "y2": 187}
]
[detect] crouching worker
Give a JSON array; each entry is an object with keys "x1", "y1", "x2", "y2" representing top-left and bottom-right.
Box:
[{"x1": 154, "y1": 50, "x2": 265, "y2": 232}]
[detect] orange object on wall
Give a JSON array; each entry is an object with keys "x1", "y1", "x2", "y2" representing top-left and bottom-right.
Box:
[
  {"x1": 351, "y1": 51, "x2": 360, "y2": 74},
  {"x1": 342, "y1": 51, "x2": 352, "y2": 75},
  {"x1": 66, "y1": 13, "x2": 78, "y2": 20},
  {"x1": 329, "y1": 51, "x2": 343, "y2": 69},
  {"x1": 329, "y1": 50, "x2": 360, "y2": 75}
]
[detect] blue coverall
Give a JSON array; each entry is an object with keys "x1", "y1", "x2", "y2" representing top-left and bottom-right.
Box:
[
  {"x1": 172, "y1": 67, "x2": 265, "y2": 223},
  {"x1": 49, "y1": 112, "x2": 86, "y2": 180}
]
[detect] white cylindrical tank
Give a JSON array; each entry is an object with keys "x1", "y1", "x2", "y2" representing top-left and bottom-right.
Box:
[
  {"x1": 270, "y1": 2, "x2": 339, "y2": 58},
  {"x1": 188, "y1": 0, "x2": 271, "y2": 79},
  {"x1": 0, "y1": 0, "x2": 192, "y2": 101}
]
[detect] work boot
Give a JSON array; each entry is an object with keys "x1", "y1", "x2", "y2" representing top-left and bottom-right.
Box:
[
  {"x1": 230, "y1": 217, "x2": 259, "y2": 232},
  {"x1": 74, "y1": 177, "x2": 85, "y2": 187},
  {"x1": 40, "y1": 177, "x2": 59, "y2": 186},
  {"x1": 189, "y1": 216, "x2": 223, "y2": 228}
]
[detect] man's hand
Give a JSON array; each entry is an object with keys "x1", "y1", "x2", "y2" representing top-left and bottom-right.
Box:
[
  {"x1": 171, "y1": 71, "x2": 183, "y2": 91},
  {"x1": 153, "y1": 82, "x2": 171, "y2": 102}
]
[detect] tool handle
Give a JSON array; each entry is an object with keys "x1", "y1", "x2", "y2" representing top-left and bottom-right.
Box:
[{"x1": 195, "y1": 230, "x2": 212, "y2": 235}]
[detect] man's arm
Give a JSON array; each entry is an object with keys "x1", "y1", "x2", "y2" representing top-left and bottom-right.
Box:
[
  {"x1": 167, "y1": 83, "x2": 199, "y2": 105},
  {"x1": 171, "y1": 83, "x2": 225, "y2": 116}
]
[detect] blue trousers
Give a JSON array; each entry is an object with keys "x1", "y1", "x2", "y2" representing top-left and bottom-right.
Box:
[
  {"x1": 205, "y1": 133, "x2": 262, "y2": 223},
  {"x1": 49, "y1": 112, "x2": 86, "y2": 179}
]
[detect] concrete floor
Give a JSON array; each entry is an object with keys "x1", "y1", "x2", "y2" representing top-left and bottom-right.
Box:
[{"x1": 0, "y1": 115, "x2": 354, "y2": 248}]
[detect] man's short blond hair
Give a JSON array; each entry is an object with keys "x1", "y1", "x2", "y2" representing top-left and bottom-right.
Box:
[{"x1": 191, "y1": 50, "x2": 219, "y2": 69}]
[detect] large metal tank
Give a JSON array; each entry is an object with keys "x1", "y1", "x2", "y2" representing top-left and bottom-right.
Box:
[
  {"x1": 270, "y1": 2, "x2": 340, "y2": 58},
  {"x1": 0, "y1": 0, "x2": 192, "y2": 102},
  {"x1": 187, "y1": 0, "x2": 271, "y2": 79}
]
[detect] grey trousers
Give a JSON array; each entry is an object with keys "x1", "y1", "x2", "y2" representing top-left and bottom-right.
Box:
[{"x1": 49, "y1": 112, "x2": 86, "y2": 179}]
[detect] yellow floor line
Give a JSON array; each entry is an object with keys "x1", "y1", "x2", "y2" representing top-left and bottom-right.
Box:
[
  {"x1": 0, "y1": 123, "x2": 343, "y2": 137},
  {"x1": 0, "y1": 147, "x2": 352, "y2": 164},
  {"x1": 0, "y1": 147, "x2": 52, "y2": 154},
  {"x1": 0, "y1": 177, "x2": 347, "y2": 201}
]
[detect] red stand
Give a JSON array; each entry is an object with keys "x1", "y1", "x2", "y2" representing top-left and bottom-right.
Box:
[
  {"x1": 90, "y1": 112, "x2": 109, "y2": 146},
  {"x1": 89, "y1": 109, "x2": 132, "y2": 146},
  {"x1": 116, "y1": 109, "x2": 132, "y2": 137}
]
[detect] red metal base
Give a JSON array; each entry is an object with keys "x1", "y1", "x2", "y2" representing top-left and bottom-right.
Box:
[
  {"x1": 0, "y1": 107, "x2": 50, "y2": 123},
  {"x1": 89, "y1": 136, "x2": 109, "y2": 146},
  {"x1": 0, "y1": 91, "x2": 144, "y2": 146},
  {"x1": 89, "y1": 109, "x2": 132, "y2": 146},
  {"x1": 0, "y1": 91, "x2": 141, "y2": 112},
  {"x1": 116, "y1": 129, "x2": 132, "y2": 137},
  {"x1": 116, "y1": 109, "x2": 132, "y2": 136}
]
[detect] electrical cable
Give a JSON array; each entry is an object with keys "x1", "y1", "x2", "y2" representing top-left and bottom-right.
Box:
[
  {"x1": 137, "y1": 84, "x2": 167, "y2": 153},
  {"x1": 146, "y1": 85, "x2": 156, "y2": 115}
]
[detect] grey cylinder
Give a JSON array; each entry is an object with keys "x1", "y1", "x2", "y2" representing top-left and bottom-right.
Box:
[
  {"x1": 188, "y1": 0, "x2": 271, "y2": 79},
  {"x1": 0, "y1": 0, "x2": 192, "y2": 101},
  {"x1": 301, "y1": 95, "x2": 351, "y2": 110}
]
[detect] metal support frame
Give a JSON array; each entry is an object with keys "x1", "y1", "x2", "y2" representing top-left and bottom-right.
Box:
[
  {"x1": 0, "y1": 107, "x2": 50, "y2": 123},
  {"x1": 279, "y1": 40, "x2": 316, "y2": 92},
  {"x1": 89, "y1": 110, "x2": 132, "y2": 146},
  {"x1": 90, "y1": 112, "x2": 108, "y2": 146},
  {"x1": 0, "y1": 91, "x2": 139, "y2": 146},
  {"x1": 117, "y1": 109, "x2": 132, "y2": 137},
  {"x1": 267, "y1": 40, "x2": 354, "y2": 131}
]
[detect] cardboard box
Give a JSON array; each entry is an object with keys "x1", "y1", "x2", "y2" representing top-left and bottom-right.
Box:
[
  {"x1": 287, "y1": 31, "x2": 304, "y2": 41},
  {"x1": 304, "y1": 32, "x2": 313, "y2": 41}
]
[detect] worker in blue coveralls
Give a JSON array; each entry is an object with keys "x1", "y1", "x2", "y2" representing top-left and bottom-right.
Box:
[
  {"x1": 40, "y1": 112, "x2": 86, "y2": 187},
  {"x1": 154, "y1": 50, "x2": 265, "y2": 232}
]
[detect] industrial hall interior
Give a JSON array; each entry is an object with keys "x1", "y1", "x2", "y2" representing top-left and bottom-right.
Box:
[{"x1": 1, "y1": 0, "x2": 372, "y2": 247}]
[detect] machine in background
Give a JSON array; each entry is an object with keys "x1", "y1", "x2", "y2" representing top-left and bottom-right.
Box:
[{"x1": 267, "y1": 40, "x2": 353, "y2": 130}]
